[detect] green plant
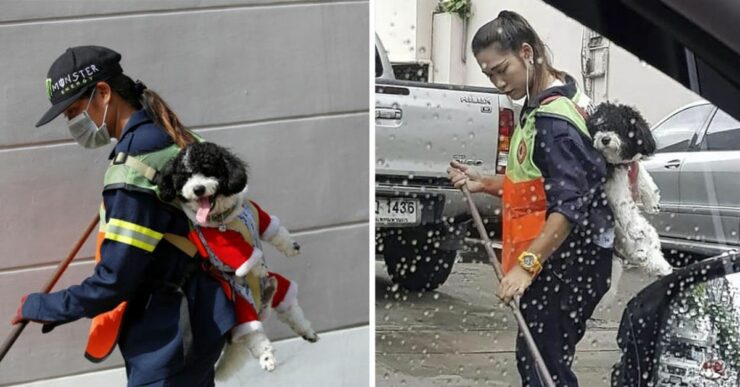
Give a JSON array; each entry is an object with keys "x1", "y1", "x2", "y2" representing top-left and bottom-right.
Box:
[{"x1": 439, "y1": 0, "x2": 472, "y2": 20}]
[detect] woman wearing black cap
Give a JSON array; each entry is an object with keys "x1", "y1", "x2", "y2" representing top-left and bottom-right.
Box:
[{"x1": 13, "y1": 46, "x2": 236, "y2": 386}]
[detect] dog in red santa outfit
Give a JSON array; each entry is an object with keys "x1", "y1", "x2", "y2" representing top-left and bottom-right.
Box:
[{"x1": 157, "y1": 142, "x2": 318, "y2": 377}]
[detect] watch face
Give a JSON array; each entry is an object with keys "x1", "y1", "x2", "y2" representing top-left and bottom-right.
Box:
[{"x1": 523, "y1": 255, "x2": 534, "y2": 267}]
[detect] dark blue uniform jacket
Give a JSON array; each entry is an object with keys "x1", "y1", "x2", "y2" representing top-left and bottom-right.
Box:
[
  {"x1": 523, "y1": 75, "x2": 615, "y2": 256},
  {"x1": 23, "y1": 110, "x2": 236, "y2": 385}
]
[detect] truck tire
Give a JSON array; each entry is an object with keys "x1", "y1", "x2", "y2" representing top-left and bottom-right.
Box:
[{"x1": 380, "y1": 227, "x2": 457, "y2": 291}]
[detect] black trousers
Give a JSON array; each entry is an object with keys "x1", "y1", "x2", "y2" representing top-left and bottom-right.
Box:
[
  {"x1": 516, "y1": 244, "x2": 613, "y2": 387},
  {"x1": 129, "y1": 335, "x2": 227, "y2": 387}
]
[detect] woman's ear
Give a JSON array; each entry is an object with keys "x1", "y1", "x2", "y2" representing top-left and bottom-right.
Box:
[
  {"x1": 96, "y1": 82, "x2": 113, "y2": 105},
  {"x1": 520, "y1": 43, "x2": 534, "y2": 64}
]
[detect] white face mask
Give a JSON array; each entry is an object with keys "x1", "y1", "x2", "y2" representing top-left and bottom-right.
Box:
[{"x1": 67, "y1": 88, "x2": 111, "y2": 149}]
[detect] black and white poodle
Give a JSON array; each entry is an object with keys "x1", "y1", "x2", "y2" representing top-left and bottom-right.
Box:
[
  {"x1": 587, "y1": 102, "x2": 673, "y2": 277},
  {"x1": 157, "y1": 142, "x2": 317, "y2": 376}
]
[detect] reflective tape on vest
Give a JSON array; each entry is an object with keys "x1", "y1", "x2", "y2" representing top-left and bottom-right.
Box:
[{"x1": 105, "y1": 218, "x2": 164, "y2": 252}]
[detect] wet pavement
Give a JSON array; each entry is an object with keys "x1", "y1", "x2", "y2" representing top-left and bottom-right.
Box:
[{"x1": 375, "y1": 250, "x2": 658, "y2": 386}]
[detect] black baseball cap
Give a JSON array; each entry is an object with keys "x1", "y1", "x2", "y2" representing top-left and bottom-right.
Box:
[{"x1": 36, "y1": 45, "x2": 123, "y2": 127}]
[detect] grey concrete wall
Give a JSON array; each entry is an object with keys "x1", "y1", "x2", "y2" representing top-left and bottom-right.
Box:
[{"x1": 0, "y1": 0, "x2": 369, "y2": 384}]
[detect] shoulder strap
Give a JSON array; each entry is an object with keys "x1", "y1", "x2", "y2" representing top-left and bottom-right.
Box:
[
  {"x1": 535, "y1": 96, "x2": 592, "y2": 140},
  {"x1": 163, "y1": 233, "x2": 198, "y2": 257},
  {"x1": 540, "y1": 95, "x2": 589, "y2": 120},
  {"x1": 111, "y1": 152, "x2": 159, "y2": 182}
]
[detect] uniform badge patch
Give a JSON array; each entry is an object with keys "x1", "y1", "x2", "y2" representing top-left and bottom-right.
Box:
[{"x1": 517, "y1": 140, "x2": 527, "y2": 164}]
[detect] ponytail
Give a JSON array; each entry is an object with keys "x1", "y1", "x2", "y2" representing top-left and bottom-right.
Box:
[
  {"x1": 140, "y1": 89, "x2": 195, "y2": 148},
  {"x1": 106, "y1": 73, "x2": 195, "y2": 148}
]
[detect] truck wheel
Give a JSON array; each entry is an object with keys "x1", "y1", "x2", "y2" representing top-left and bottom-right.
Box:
[{"x1": 380, "y1": 228, "x2": 457, "y2": 291}]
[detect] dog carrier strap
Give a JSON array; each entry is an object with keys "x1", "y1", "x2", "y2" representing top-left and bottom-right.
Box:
[
  {"x1": 239, "y1": 205, "x2": 272, "y2": 302},
  {"x1": 541, "y1": 95, "x2": 589, "y2": 120},
  {"x1": 240, "y1": 205, "x2": 262, "y2": 251},
  {"x1": 103, "y1": 132, "x2": 204, "y2": 196},
  {"x1": 147, "y1": 258, "x2": 199, "y2": 364},
  {"x1": 179, "y1": 292, "x2": 194, "y2": 363},
  {"x1": 192, "y1": 225, "x2": 259, "y2": 309},
  {"x1": 112, "y1": 152, "x2": 158, "y2": 182},
  {"x1": 535, "y1": 97, "x2": 591, "y2": 142},
  {"x1": 163, "y1": 233, "x2": 198, "y2": 257}
]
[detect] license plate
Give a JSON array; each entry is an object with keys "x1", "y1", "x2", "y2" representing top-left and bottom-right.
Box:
[{"x1": 375, "y1": 198, "x2": 419, "y2": 225}]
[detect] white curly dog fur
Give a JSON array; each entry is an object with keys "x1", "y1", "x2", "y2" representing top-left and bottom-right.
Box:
[{"x1": 588, "y1": 103, "x2": 673, "y2": 283}]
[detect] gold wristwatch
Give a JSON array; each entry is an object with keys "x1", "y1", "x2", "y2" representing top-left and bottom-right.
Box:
[{"x1": 517, "y1": 251, "x2": 543, "y2": 276}]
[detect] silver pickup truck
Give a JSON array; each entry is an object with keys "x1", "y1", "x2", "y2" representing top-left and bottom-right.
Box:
[{"x1": 375, "y1": 36, "x2": 515, "y2": 290}]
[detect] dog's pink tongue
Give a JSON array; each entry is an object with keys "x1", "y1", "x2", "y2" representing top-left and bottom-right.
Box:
[{"x1": 196, "y1": 198, "x2": 211, "y2": 224}]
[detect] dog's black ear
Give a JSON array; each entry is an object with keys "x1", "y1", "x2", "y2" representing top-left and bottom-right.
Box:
[
  {"x1": 638, "y1": 122, "x2": 657, "y2": 156},
  {"x1": 157, "y1": 157, "x2": 179, "y2": 202},
  {"x1": 625, "y1": 105, "x2": 656, "y2": 156},
  {"x1": 586, "y1": 103, "x2": 608, "y2": 137},
  {"x1": 222, "y1": 149, "x2": 248, "y2": 195}
]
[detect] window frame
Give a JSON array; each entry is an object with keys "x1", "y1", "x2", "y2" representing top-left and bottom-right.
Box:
[
  {"x1": 651, "y1": 103, "x2": 715, "y2": 153},
  {"x1": 697, "y1": 107, "x2": 740, "y2": 152}
]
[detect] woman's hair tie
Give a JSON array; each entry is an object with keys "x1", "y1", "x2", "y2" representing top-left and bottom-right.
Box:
[{"x1": 134, "y1": 80, "x2": 148, "y2": 95}]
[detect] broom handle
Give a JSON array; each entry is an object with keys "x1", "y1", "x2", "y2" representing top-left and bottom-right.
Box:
[
  {"x1": 461, "y1": 186, "x2": 556, "y2": 387},
  {"x1": 0, "y1": 213, "x2": 99, "y2": 363}
]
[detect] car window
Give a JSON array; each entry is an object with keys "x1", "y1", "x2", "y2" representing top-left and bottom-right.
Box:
[
  {"x1": 375, "y1": 48, "x2": 383, "y2": 78},
  {"x1": 703, "y1": 109, "x2": 740, "y2": 151},
  {"x1": 653, "y1": 104, "x2": 713, "y2": 153}
]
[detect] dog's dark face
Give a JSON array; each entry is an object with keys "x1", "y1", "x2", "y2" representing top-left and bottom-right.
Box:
[
  {"x1": 587, "y1": 102, "x2": 656, "y2": 165},
  {"x1": 157, "y1": 142, "x2": 248, "y2": 223}
]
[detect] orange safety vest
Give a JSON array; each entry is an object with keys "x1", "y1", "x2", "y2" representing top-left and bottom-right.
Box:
[
  {"x1": 501, "y1": 94, "x2": 591, "y2": 274},
  {"x1": 84, "y1": 226, "x2": 127, "y2": 362}
]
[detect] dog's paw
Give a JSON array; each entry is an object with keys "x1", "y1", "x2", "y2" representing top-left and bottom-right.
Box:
[
  {"x1": 270, "y1": 226, "x2": 301, "y2": 257},
  {"x1": 285, "y1": 242, "x2": 301, "y2": 257},
  {"x1": 654, "y1": 263, "x2": 674, "y2": 278},
  {"x1": 276, "y1": 239, "x2": 300, "y2": 257},
  {"x1": 643, "y1": 203, "x2": 660, "y2": 214},
  {"x1": 641, "y1": 196, "x2": 661, "y2": 214},
  {"x1": 640, "y1": 190, "x2": 661, "y2": 214},
  {"x1": 303, "y1": 331, "x2": 319, "y2": 343},
  {"x1": 259, "y1": 351, "x2": 277, "y2": 372}
]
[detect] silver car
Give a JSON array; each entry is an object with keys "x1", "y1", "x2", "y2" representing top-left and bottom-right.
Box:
[{"x1": 643, "y1": 101, "x2": 740, "y2": 256}]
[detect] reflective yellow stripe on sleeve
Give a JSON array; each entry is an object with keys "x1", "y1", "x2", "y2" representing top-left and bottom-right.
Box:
[{"x1": 105, "y1": 218, "x2": 164, "y2": 253}]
